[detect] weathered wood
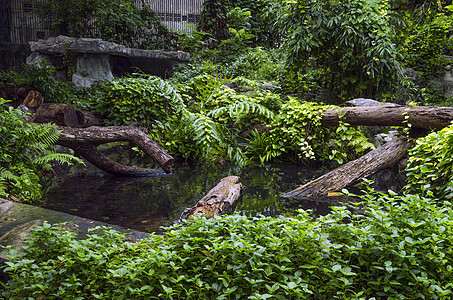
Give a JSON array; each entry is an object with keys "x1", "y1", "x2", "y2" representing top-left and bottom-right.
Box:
[
  {"x1": 22, "y1": 91, "x2": 44, "y2": 109},
  {"x1": 32, "y1": 103, "x2": 103, "y2": 127},
  {"x1": 322, "y1": 106, "x2": 453, "y2": 130},
  {"x1": 282, "y1": 136, "x2": 413, "y2": 200},
  {"x1": 181, "y1": 176, "x2": 244, "y2": 219},
  {"x1": 58, "y1": 126, "x2": 174, "y2": 175}
]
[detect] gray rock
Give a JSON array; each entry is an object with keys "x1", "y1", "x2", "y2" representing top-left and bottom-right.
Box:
[
  {"x1": 259, "y1": 84, "x2": 280, "y2": 91},
  {"x1": 372, "y1": 130, "x2": 399, "y2": 148},
  {"x1": 346, "y1": 98, "x2": 399, "y2": 107},
  {"x1": 443, "y1": 63, "x2": 453, "y2": 98},
  {"x1": 402, "y1": 67, "x2": 421, "y2": 87},
  {"x1": 0, "y1": 197, "x2": 150, "y2": 265},
  {"x1": 72, "y1": 54, "x2": 113, "y2": 87},
  {"x1": 29, "y1": 35, "x2": 190, "y2": 62}
]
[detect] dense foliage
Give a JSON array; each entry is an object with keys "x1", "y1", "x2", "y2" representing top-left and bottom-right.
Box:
[
  {"x1": 405, "y1": 123, "x2": 453, "y2": 198},
  {"x1": 3, "y1": 189, "x2": 453, "y2": 299},
  {"x1": 0, "y1": 99, "x2": 82, "y2": 202},
  {"x1": 0, "y1": 63, "x2": 83, "y2": 105},
  {"x1": 32, "y1": 0, "x2": 177, "y2": 50},
  {"x1": 277, "y1": 0, "x2": 402, "y2": 103},
  {"x1": 1, "y1": 1, "x2": 453, "y2": 298}
]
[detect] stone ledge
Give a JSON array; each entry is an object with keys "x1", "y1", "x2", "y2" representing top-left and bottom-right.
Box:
[
  {"x1": 0, "y1": 198, "x2": 150, "y2": 265},
  {"x1": 29, "y1": 35, "x2": 190, "y2": 62}
]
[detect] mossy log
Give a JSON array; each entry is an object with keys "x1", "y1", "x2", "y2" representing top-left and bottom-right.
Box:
[
  {"x1": 58, "y1": 126, "x2": 174, "y2": 176},
  {"x1": 181, "y1": 176, "x2": 244, "y2": 219},
  {"x1": 282, "y1": 136, "x2": 413, "y2": 200},
  {"x1": 321, "y1": 106, "x2": 453, "y2": 130}
]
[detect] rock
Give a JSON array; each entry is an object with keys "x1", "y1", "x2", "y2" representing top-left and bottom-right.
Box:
[
  {"x1": 27, "y1": 35, "x2": 190, "y2": 87},
  {"x1": 0, "y1": 197, "x2": 151, "y2": 278},
  {"x1": 402, "y1": 67, "x2": 421, "y2": 87},
  {"x1": 346, "y1": 98, "x2": 399, "y2": 107},
  {"x1": 72, "y1": 54, "x2": 114, "y2": 87},
  {"x1": 443, "y1": 63, "x2": 453, "y2": 98},
  {"x1": 372, "y1": 130, "x2": 399, "y2": 148},
  {"x1": 259, "y1": 83, "x2": 280, "y2": 91}
]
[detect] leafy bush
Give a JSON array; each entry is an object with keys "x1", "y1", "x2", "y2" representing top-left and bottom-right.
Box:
[
  {"x1": 268, "y1": 97, "x2": 374, "y2": 164},
  {"x1": 3, "y1": 190, "x2": 453, "y2": 298},
  {"x1": 402, "y1": 8, "x2": 453, "y2": 82},
  {"x1": 0, "y1": 63, "x2": 83, "y2": 105},
  {"x1": 92, "y1": 76, "x2": 185, "y2": 128},
  {"x1": 405, "y1": 123, "x2": 453, "y2": 198},
  {"x1": 32, "y1": 0, "x2": 177, "y2": 50},
  {"x1": 277, "y1": 0, "x2": 401, "y2": 103},
  {"x1": 0, "y1": 99, "x2": 83, "y2": 202}
]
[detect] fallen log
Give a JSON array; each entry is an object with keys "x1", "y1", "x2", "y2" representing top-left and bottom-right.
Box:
[
  {"x1": 58, "y1": 126, "x2": 174, "y2": 176},
  {"x1": 32, "y1": 103, "x2": 103, "y2": 128},
  {"x1": 322, "y1": 106, "x2": 453, "y2": 130},
  {"x1": 282, "y1": 136, "x2": 413, "y2": 200},
  {"x1": 181, "y1": 176, "x2": 244, "y2": 219}
]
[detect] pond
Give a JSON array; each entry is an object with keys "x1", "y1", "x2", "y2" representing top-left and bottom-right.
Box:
[{"x1": 41, "y1": 161, "x2": 334, "y2": 233}]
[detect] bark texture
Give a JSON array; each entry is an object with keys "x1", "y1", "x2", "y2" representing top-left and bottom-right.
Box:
[
  {"x1": 58, "y1": 126, "x2": 174, "y2": 176},
  {"x1": 282, "y1": 136, "x2": 413, "y2": 200},
  {"x1": 322, "y1": 106, "x2": 453, "y2": 130},
  {"x1": 181, "y1": 176, "x2": 244, "y2": 219}
]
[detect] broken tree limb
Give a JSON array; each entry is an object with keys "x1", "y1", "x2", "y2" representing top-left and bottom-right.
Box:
[
  {"x1": 181, "y1": 176, "x2": 245, "y2": 219},
  {"x1": 58, "y1": 126, "x2": 174, "y2": 176},
  {"x1": 281, "y1": 136, "x2": 413, "y2": 200},
  {"x1": 321, "y1": 106, "x2": 453, "y2": 130}
]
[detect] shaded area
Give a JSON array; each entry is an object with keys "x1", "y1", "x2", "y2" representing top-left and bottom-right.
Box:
[{"x1": 42, "y1": 162, "x2": 333, "y2": 233}]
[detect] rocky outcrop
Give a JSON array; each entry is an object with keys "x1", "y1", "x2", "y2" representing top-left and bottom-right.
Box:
[
  {"x1": 27, "y1": 35, "x2": 190, "y2": 87},
  {"x1": 443, "y1": 59, "x2": 453, "y2": 98},
  {"x1": 0, "y1": 197, "x2": 150, "y2": 273}
]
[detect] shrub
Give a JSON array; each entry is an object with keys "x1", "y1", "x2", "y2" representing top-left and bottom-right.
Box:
[
  {"x1": 0, "y1": 99, "x2": 83, "y2": 202},
  {"x1": 0, "y1": 63, "x2": 83, "y2": 105},
  {"x1": 2, "y1": 190, "x2": 453, "y2": 298},
  {"x1": 405, "y1": 123, "x2": 453, "y2": 199}
]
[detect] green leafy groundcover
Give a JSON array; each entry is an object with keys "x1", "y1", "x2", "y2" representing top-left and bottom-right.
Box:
[{"x1": 2, "y1": 191, "x2": 453, "y2": 299}]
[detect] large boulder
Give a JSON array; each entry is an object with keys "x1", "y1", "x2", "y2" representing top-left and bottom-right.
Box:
[{"x1": 27, "y1": 35, "x2": 190, "y2": 87}]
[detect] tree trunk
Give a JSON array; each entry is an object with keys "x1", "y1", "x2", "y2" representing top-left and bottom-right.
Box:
[
  {"x1": 321, "y1": 106, "x2": 453, "y2": 130},
  {"x1": 181, "y1": 176, "x2": 244, "y2": 219},
  {"x1": 281, "y1": 136, "x2": 413, "y2": 200},
  {"x1": 58, "y1": 126, "x2": 174, "y2": 176}
]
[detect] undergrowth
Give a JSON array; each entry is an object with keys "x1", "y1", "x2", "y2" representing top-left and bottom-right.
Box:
[{"x1": 2, "y1": 189, "x2": 452, "y2": 299}]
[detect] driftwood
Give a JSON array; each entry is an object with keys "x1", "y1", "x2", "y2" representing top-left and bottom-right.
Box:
[
  {"x1": 181, "y1": 176, "x2": 244, "y2": 219},
  {"x1": 282, "y1": 136, "x2": 413, "y2": 200},
  {"x1": 15, "y1": 97, "x2": 175, "y2": 176},
  {"x1": 322, "y1": 106, "x2": 453, "y2": 130},
  {"x1": 282, "y1": 105, "x2": 453, "y2": 200},
  {"x1": 58, "y1": 126, "x2": 174, "y2": 176}
]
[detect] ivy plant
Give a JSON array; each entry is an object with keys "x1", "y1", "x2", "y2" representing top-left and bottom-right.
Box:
[{"x1": 405, "y1": 123, "x2": 453, "y2": 199}]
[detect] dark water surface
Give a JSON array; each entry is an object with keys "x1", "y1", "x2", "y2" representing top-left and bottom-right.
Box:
[{"x1": 42, "y1": 162, "x2": 333, "y2": 233}]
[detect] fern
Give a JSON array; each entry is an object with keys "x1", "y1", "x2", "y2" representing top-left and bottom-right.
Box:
[
  {"x1": 33, "y1": 153, "x2": 84, "y2": 167},
  {"x1": 0, "y1": 167, "x2": 18, "y2": 183},
  {"x1": 0, "y1": 101, "x2": 83, "y2": 202},
  {"x1": 208, "y1": 97, "x2": 274, "y2": 124},
  {"x1": 26, "y1": 123, "x2": 61, "y2": 146}
]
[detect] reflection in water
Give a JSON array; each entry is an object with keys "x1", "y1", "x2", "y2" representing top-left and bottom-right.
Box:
[{"x1": 42, "y1": 162, "x2": 333, "y2": 233}]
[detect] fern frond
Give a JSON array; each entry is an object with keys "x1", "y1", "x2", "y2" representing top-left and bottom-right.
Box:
[
  {"x1": 33, "y1": 153, "x2": 85, "y2": 167},
  {"x1": 227, "y1": 146, "x2": 248, "y2": 167},
  {"x1": 24, "y1": 123, "x2": 61, "y2": 146},
  {"x1": 0, "y1": 167, "x2": 19, "y2": 183},
  {"x1": 208, "y1": 99, "x2": 275, "y2": 122}
]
